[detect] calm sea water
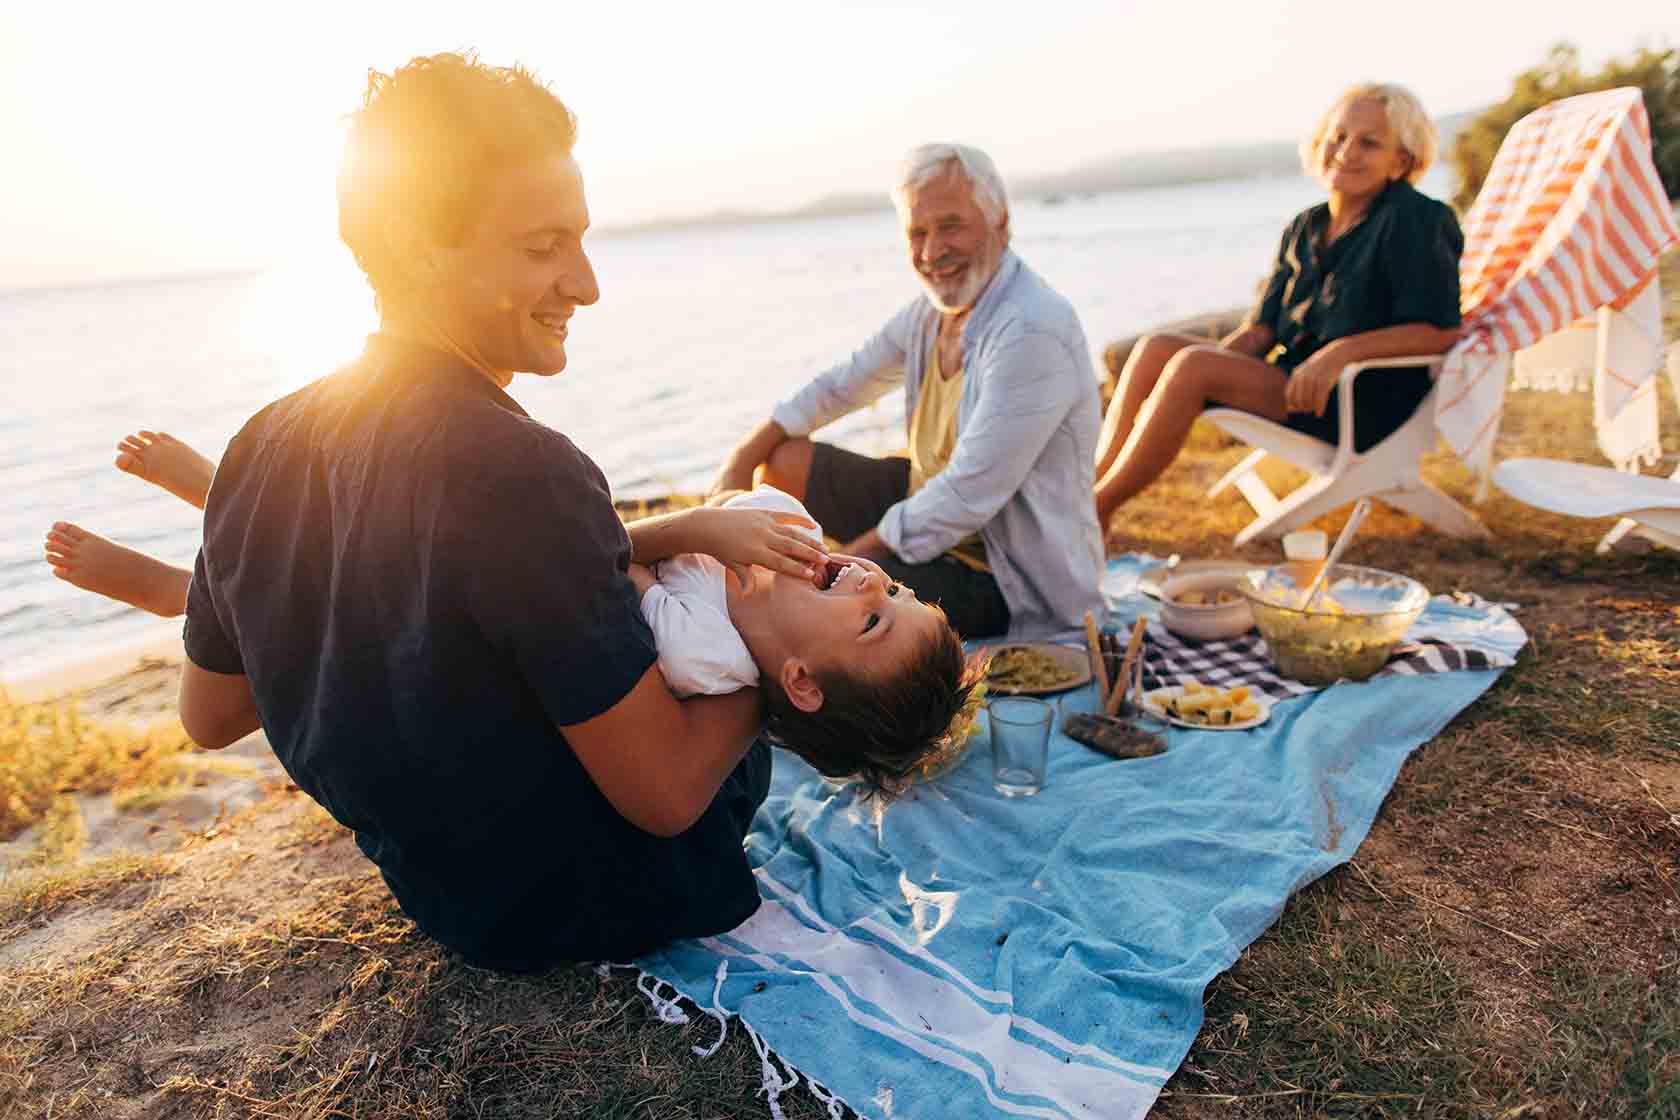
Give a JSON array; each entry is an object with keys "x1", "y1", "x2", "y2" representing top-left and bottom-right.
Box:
[{"x1": 0, "y1": 170, "x2": 1450, "y2": 678}]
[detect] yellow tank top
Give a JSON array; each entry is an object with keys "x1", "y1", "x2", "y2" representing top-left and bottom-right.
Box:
[{"x1": 908, "y1": 348, "x2": 989, "y2": 572}]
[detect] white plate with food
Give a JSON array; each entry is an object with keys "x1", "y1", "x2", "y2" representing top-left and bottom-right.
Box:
[
  {"x1": 983, "y1": 642, "x2": 1092, "y2": 695},
  {"x1": 1140, "y1": 681, "x2": 1273, "y2": 730}
]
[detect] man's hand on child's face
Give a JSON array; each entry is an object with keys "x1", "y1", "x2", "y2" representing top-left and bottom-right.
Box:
[{"x1": 697, "y1": 506, "x2": 828, "y2": 589}]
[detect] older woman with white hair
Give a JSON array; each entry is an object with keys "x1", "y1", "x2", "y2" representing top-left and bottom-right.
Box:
[{"x1": 1093, "y1": 82, "x2": 1463, "y2": 530}]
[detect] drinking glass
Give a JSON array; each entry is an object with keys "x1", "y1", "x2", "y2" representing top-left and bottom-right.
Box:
[{"x1": 990, "y1": 696, "x2": 1053, "y2": 797}]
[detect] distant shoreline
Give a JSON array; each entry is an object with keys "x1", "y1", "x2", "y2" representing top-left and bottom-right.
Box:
[
  {"x1": 598, "y1": 109, "x2": 1478, "y2": 239},
  {"x1": 598, "y1": 163, "x2": 1311, "y2": 239},
  {"x1": 5, "y1": 111, "x2": 1484, "y2": 295}
]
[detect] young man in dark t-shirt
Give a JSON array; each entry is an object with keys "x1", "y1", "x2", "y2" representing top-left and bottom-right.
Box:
[{"x1": 176, "y1": 53, "x2": 825, "y2": 970}]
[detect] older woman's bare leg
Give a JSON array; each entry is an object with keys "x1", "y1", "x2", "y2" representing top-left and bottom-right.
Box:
[
  {"x1": 1094, "y1": 345, "x2": 1290, "y2": 530},
  {"x1": 115, "y1": 430, "x2": 215, "y2": 510},
  {"x1": 44, "y1": 522, "x2": 191, "y2": 617},
  {"x1": 1094, "y1": 333, "x2": 1208, "y2": 483}
]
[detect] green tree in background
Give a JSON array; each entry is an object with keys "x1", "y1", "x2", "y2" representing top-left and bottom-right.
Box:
[{"x1": 1450, "y1": 42, "x2": 1679, "y2": 211}]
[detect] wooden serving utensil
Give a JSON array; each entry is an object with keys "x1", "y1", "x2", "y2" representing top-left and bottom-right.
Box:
[
  {"x1": 1301, "y1": 498, "x2": 1371, "y2": 611},
  {"x1": 1083, "y1": 610, "x2": 1110, "y2": 702},
  {"x1": 1105, "y1": 617, "x2": 1148, "y2": 716}
]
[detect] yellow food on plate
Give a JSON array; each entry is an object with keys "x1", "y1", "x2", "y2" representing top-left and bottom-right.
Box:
[
  {"x1": 1173, "y1": 690, "x2": 1226, "y2": 715},
  {"x1": 985, "y1": 645, "x2": 1083, "y2": 692},
  {"x1": 1146, "y1": 678, "x2": 1263, "y2": 726}
]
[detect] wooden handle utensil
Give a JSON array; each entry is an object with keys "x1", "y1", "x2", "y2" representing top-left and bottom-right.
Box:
[
  {"x1": 1083, "y1": 610, "x2": 1110, "y2": 703},
  {"x1": 1105, "y1": 617, "x2": 1149, "y2": 715}
]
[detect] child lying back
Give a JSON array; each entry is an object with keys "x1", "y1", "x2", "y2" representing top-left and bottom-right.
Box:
[{"x1": 632, "y1": 487, "x2": 974, "y2": 797}]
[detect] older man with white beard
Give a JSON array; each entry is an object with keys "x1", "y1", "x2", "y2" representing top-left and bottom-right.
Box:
[{"x1": 713, "y1": 143, "x2": 1104, "y2": 640}]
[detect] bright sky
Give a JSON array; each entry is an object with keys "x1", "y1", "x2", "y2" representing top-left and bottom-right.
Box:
[{"x1": 3, "y1": 1, "x2": 1673, "y2": 289}]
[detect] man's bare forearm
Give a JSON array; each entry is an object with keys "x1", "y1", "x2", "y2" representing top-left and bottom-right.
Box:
[
  {"x1": 623, "y1": 689, "x2": 763, "y2": 834},
  {"x1": 626, "y1": 506, "x2": 716, "y2": 564},
  {"x1": 178, "y1": 661, "x2": 261, "y2": 750},
  {"x1": 563, "y1": 671, "x2": 763, "y2": 837},
  {"x1": 670, "y1": 688, "x2": 763, "y2": 798}
]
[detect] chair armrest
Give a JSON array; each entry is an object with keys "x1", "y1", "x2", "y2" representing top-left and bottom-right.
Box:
[
  {"x1": 1328, "y1": 356, "x2": 1446, "y2": 470},
  {"x1": 1339, "y1": 355, "x2": 1446, "y2": 377}
]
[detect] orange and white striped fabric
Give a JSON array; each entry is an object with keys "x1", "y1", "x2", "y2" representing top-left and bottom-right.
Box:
[{"x1": 1435, "y1": 87, "x2": 1679, "y2": 487}]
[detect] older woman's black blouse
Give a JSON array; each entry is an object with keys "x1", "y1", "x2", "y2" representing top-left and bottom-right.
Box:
[{"x1": 1253, "y1": 179, "x2": 1463, "y2": 450}]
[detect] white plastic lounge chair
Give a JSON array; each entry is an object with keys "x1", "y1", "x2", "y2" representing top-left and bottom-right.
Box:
[
  {"x1": 1493, "y1": 343, "x2": 1680, "y2": 553},
  {"x1": 1493, "y1": 457, "x2": 1680, "y2": 551},
  {"x1": 1206, "y1": 89, "x2": 1676, "y2": 548},
  {"x1": 1205, "y1": 356, "x2": 1489, "y2": 546}
]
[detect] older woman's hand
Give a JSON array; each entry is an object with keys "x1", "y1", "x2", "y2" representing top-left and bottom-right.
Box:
[{"x1": 1283, "y1": 350, "x2": 1343, "y2": 416}]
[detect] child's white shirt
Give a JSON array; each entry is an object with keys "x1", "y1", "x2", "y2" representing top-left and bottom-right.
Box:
[{"x1": 638, "y1": 487, "x2": 824, "y2": 697}]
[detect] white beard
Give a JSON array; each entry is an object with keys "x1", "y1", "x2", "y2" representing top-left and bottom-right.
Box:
[{"x1": 919, "y1": 259, "x2": 995, "y2": 313}]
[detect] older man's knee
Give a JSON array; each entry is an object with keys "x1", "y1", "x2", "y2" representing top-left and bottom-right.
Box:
[{"x1": 762, "y1": 438, "x2": 816, "y2": 497}]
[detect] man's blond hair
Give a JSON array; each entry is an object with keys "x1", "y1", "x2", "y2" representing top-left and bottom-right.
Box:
[{"x1": 337, "y1": 51, "x2": 577, "y2": 311}]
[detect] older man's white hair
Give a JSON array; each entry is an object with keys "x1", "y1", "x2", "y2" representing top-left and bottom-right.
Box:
[{"x1": 893, "y1": 142, "x2": 1010, "y2": 233}]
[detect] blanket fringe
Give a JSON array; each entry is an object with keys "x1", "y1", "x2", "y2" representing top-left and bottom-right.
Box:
[
  {"x1": 692, "y1": 960, "x2": 731, "y2": 1059},
  {"x1": 806, "y1": 1075, "x2": 849, "y2": 1119},
  {"x1": 611, "y1": 962, "x2": 857, "y2": 1119},
  {"x1": 634, "y1": 972, "x2": 691, "y2": 1026},
  {"x1": 745, "y1": 1019, "x2": 800, "y2": 1120},
  {"x1": 619, "y1": 962, "x2": 730, "y2": 1059}
]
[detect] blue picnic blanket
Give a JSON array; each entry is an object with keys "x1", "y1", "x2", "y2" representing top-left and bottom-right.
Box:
[{"x1": 637, "y1": 557, "x2": 1527, "y2": 1119}]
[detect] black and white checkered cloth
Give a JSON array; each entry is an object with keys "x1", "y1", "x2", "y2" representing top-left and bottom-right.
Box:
[{"x1": 1139, "y1": 621, "x2": 1502, "y2": 702}]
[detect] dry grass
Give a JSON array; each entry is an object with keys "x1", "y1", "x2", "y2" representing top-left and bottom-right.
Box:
[
  {"x1": 0, "y1": 689, "x2": 199, "y2": 843},
  {"x1": 0, "y1": 793, "x2": 840, "y2": 1120},
  {"x1": 0, "y1": 254, "x2": 1676, "y2": 1120}
]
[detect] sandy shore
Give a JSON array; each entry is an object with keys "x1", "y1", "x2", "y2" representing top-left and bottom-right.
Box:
[
  {"x1": 1, "y1": 636, "x2": 285, "y2": 877},
  {"x1": 3, "y1": 623, "x2": 186, "y2": 705}
]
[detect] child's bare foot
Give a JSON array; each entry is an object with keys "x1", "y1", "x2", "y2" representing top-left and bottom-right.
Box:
[
  {"x1": 115, "y1": 430, "x2": 215, "y2": 510},
  {"x1": 44, "y1": 522, "x2": 191, "y2": 618}
]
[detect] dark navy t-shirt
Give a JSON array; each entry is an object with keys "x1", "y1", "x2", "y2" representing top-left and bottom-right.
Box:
[{"x1": 184, "y1": 334, "x2": 770, "y2": 970}]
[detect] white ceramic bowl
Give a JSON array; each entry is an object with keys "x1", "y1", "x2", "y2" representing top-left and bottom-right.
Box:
[{"x1": 1159, "y1": 569, "x2": 1256, "y2": 641}]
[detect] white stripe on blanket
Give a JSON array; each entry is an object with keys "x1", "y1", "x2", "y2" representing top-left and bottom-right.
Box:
[
  {"x1": 755, "y1": 869, "x2": 1174, "y2": 1083},
  {"x1": 704, "y1": 896, "x2": 1162, "y2": 1119}
]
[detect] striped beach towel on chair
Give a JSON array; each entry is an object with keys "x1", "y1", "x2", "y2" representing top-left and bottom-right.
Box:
[{"x1": 1435, "y1": 87, "x2": 1680, "y2": 487}]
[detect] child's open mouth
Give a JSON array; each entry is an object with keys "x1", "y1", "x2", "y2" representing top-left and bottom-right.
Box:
[{"x1": 818, "y1": 560, "x2": 854, "y2": 590}]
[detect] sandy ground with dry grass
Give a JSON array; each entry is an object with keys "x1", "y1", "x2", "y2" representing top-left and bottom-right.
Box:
[{"x1": 2, "y1": 257, "x2": 1677, "y2": 1119}]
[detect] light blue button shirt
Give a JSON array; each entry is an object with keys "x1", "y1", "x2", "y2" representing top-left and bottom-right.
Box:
[{"x1": 771, "y1": 250, "x2": 1105, "y2": 640}]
